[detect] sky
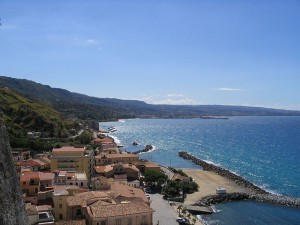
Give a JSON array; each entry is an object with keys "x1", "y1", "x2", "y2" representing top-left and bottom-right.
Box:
[{"x1": 0, "y1": 0, "x2": 300, "y2": 110}]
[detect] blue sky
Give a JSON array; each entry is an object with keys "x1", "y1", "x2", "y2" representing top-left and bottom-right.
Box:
[{"x1": 1, "y1": 0, "x2": 300, "y2": 110}]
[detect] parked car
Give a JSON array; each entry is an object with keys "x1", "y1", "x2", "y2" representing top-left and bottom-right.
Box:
[{"x1": 176, "y1": 217, "x2": 189, "y2": 224}]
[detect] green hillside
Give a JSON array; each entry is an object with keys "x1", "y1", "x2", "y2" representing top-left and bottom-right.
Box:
[
  {"x1": 1, "y1": 75, "x2": 300, "y2": 118},
  {"x1": 0, "y1": 87, "x2": 71, "y2": 138}
]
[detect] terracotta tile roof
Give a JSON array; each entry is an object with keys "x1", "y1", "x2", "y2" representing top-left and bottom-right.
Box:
[
  {"x1": 94, "y1": 165, "x2": 113, "y2": 174},
  {"x1": 19, "y1": 159, "x2": 40, "y2": 167},
  {"x1": 95, "y1": 153, "x2": 138, "y2": 159},
  {"x1": 94, "y1": 166, "x2": 106, "y2": 173},
  {"x1": 52, "y1": 185, "x2": 80, "y2": 191},
  {"x1": 124, "y1": 164, "x2": 139, "y2": 172},
  {"x1": 38, "y1": 157, "x2": 51, "y2": 164},
  {"x1": 88, "y1": 202, "x2": 154, "y2": 218},
  {"x1": 109, "y1": 182, "x2": 148, "y2": 203},
  {"x1": 52, "y1": 146, "x2": 85, "y2": 153},
  {"x1": 20, "y1": 171, "x2": 39, "y2": 182},
  {"x1": 20, "y1": 172, "x2": 54, "y2": 182},
  {"x1": 67, "y1": 191, "x2": 109, "y2": 207},
  {"x1": 39, "y1": 172, "x2": 55, "y2": 181},
  {"x1": 172, "y1": 174, "x2": 190, "y2": 182},
  {"x1": 21, "y1": 167, "x2": 32, "y2": 172},
  {"x1": 36, "y1": 205, "x2": 52, "y2": 212},
  {"x1": 25, "y1": 203, "x2": 38, "y2": 216},
  {"x1": 32, "y1": 159, "x2": 46, "y2": 166},
  {"x1": 55, "y1": 220, "x2": 86, "y2": 225}
]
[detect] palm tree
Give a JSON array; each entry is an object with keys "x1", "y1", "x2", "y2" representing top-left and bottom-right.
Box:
[
  {"x1": 191, "y1": 217, "x2": 197, "y2": 225},
  {"x1": 182, "y1": 207, "x2": 187, "y2": 216},
  {"x1": 177, "y1": 204, "x2": 183, "y2": 216}
]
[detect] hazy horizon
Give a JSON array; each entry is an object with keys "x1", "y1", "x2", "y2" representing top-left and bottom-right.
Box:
[{"x1": 1, "y1": 1, "x2": 299, "y2": 110}]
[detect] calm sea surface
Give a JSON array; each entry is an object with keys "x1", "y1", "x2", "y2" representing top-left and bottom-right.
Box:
[{"x1": 101, "y1": 117, "x2": 300, "y2": 225}]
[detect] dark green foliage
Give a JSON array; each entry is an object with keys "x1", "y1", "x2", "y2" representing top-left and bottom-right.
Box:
[
  {"x1": 9, "y1": 136, "x2": 53, "y2": 151},
  {"x1": 168, "y1": 167, "x2": 188, "y2": 177},
  {"x1": 162, "y1": 180, "x2": 199, "y2": 198},
  {"x1": 74, "y1": 130, "x2": 93, "y2": 145},
  {"x1": 143, "y1": 170, "x2": 168, "y2": 189},
  {"x1": 0, "y1": 88, "x2": 70, "y2": 138}
]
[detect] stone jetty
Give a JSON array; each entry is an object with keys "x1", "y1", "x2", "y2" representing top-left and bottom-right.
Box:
[{"x1": 178, "y1": 151, "x2": 300, "y2": 208}]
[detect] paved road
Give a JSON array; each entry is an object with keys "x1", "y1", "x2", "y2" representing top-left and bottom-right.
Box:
[
  {"x1": 149, "y1": 193, "x2": 179, "y2": 225},
  {"x1": 160, "y1": 166, "x2": 175, "y2": 179}
]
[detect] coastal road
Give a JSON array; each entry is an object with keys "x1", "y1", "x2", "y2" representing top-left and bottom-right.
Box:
[
  {"x1": 149, "y1": 193, "x2": 178, "y2": 225},
  {"x1": 160, "y1": 166, "x2": 174, "y2": 179}
]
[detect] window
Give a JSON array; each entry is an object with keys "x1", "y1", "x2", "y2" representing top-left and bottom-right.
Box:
[
  {"x1": 101, "y1": 221, "x2": 106, "y2": 225},
  {"x1": 59, "y1": 214, "x2": 62, "y2": 220},
  {"x1": 127, "y1": 218, "x2": 132, "y2": 225},
  {"x1": 59, "y1": 204, "x2": 62, "y2": 209},
  {"x1": 116, "y1": 219, "x2": 121, "y2": 225},
  {"x1": 23, "y1": 181, "x2": 26, "y2": 185},
  {"x1": 142, "y1": 216, "x2": 146, "y2": 223},
  {"x1": 81, "y1": 182, "x2": 83, "y2": 186}
]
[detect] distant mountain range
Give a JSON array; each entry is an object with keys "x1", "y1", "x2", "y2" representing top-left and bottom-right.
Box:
[{"x1": 1, "y1": 76, "x2": 300, "y2": 126}]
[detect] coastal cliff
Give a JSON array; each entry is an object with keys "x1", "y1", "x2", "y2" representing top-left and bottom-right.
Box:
[{"x1": 0, "y1": 119, "x2": 29, "y2": 225}]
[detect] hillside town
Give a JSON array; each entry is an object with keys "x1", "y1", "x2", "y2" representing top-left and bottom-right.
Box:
[{"x1": 13, "y1": 127, "x2": 182, "y2": 225}]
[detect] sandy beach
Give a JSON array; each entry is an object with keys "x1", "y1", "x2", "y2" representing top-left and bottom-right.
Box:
[{"x1": 182, "y1": 169, "x2": 256, "y2": 205}]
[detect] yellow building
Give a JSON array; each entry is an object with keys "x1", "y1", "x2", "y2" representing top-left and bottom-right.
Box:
[
  {"x1": 52, "y1": 185, "x2": 82, "y2": 221},
  {"x1": 95, "y1": 153, "x2": 138, "y2": 166},
  {"x1": 51, "y1": 146, "x2": 94, "y2": 180}
]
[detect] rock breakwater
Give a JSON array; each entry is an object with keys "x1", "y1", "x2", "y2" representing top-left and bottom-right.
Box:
[
  {"x1": 196, "y1": 193, "x2": 250, "y2": 206},
  {"x1": 179, "y1": 151, "x2": 300, "y2": 208},
  {"x1": 178, "y1": 151, "x2": 267, "y2": 194}
]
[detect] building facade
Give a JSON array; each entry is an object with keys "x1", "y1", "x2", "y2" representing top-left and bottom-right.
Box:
[{"x1": 51, "y1": 146, "x2": 94, "y2": 180}]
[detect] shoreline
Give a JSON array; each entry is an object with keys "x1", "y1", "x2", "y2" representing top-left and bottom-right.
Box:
[{"x1": 178, "y1": 151, "x2": 300, "y2": 208}]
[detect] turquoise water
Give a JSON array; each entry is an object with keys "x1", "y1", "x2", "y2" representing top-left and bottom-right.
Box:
[{"x1": 101, "y1": 117, "x2": 300, "y2": 225}]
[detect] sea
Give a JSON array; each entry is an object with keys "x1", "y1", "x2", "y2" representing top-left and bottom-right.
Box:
[{"x1": 100, "y1": 117, "x2": 300, "y2": 225}]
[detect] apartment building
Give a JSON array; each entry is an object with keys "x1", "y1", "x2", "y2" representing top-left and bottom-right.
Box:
[
  {"x1": 95, "y1": 153, "x2": 138, "y2": 166},
  {"x1": 51, "y1": 146, "x2": 94, "y2": 180},
  {"x1": 54, "y1": 170, "x2": 89, "y2": 188}
]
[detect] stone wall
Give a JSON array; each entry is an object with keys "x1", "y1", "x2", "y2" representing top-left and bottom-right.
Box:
[{"x1": 0, "y1": 119, "x2": 29, "y2": 225}]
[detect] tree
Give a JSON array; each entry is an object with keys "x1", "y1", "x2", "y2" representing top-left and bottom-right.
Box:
[
  {"x1": 143, "y1": 170, "x2": 168, "y2": 190},
  {"x1": 75, "y1": 130, "x2": 93, "y2": 144},
  {"x1": 177, "y1": 205, "x2": 183, "y2": 216},
  {"x1": 192, "y1": 218, "x2": 197, "y2": 225}
]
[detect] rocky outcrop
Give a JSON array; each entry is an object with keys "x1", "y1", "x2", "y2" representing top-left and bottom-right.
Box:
[
  {"x1": 132, "y1": 141, "x2": 139, "y2": 146},
  {"x1": 0, "y1": 119, "x2": 29, "y2": 225},
  {"x1": 131, "y1": 144, "x2": 153, "y2": 154}
]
